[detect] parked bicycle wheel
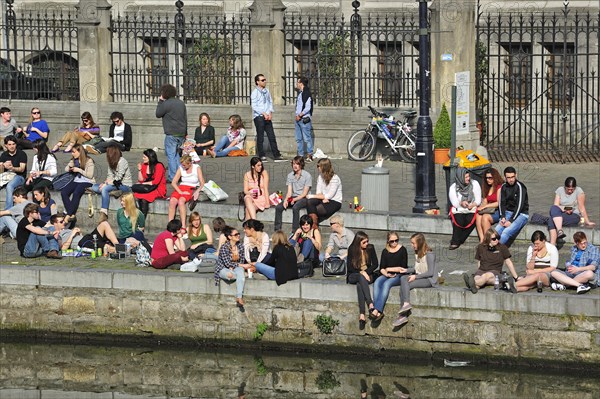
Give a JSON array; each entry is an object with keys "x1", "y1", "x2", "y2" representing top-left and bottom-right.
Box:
[
  {"x1": 398, "y1": 133, "x2": 417, "y2": 163},
  {"x1": 347, "y1": 129, "x2": 376, "y2": 161}
]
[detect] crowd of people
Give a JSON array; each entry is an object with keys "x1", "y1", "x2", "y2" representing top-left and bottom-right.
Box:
[{"x1": 0, "y1": 73, "x2": 598, "y2": 328}]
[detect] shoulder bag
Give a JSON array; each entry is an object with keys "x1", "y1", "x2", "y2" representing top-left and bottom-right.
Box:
[
  {"x1": 322, "y1": 256, "x2": 346, "y2": 277},
  {"x1": 52, "y1": 172, "x2": 75, "y2": 191}
]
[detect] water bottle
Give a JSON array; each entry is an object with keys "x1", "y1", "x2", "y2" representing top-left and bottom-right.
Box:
[
  {"x1": 494, "y1": 275, "x2": 500, "y2": 291},
  {"x1": 125, "y1": 243, "x2": 131, "y2": 257},
  {"x1": 381, "y1": 124, "x2": 393, "y2": 139},
  {"x1": 502, "y1": 271, "x2": 508, "y2": 283},
  {"x1": 537, "y1": 278, "x2": 543, "y2": 293},
  {"x1": 92, "y1": 234, "x2": 98, "y2": 259}
]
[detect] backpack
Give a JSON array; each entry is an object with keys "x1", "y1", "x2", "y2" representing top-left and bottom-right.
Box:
[{"x1": 135, "y1": 245, "x2": 151, "y2": 267}]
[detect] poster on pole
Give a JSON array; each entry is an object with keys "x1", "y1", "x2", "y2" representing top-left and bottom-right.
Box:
[{"x1": 455, "y1": 71, "x2": 470, "y2": 134}]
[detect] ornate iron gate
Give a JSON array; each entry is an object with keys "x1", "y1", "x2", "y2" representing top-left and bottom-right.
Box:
[
  {"x1": 282, "y1": 2, "x2": 420, "y2": 108},
  {"x1": 476, "y1": 3, "x2": 599, "y2": 162}
]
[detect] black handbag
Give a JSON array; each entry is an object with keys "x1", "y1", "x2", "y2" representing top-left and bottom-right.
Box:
[
  {"x1": 322, "y1": 256, "x2": 346, "y2": 277},
  {"x1": 131, "y1": 183, "x2": 157, "y2": 193},
  {"x1": 298, "y1": 259, "x2": 315, "y2": 278}
]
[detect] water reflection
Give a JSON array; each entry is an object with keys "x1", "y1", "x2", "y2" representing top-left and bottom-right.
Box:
[{"x1": 0, "y1": 342, "x2": 598, "y2": 398}]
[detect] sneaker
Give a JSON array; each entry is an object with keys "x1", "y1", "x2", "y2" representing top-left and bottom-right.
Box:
[
  {"x1": 506, "y1": 276, "x2": 518, "y2": 294},
  {"x1": 305, "y1": 154, "x2": 313, "y2": 163},
  {"x1": 109, "y1": 190, "x2": 123, "y2": 198},
  {"x1": 260, "y1": 156, "x2": 268, "y2": 163},
  {"x1": 392, "y1": 315, "x2": 409, "y2": 327},
  {"x1": 551, "y1": 282, "x2": 566, "y2": 291},
  {"x1": 273, "y1": 156, "x2": 286, "y2": 163},
  {"x1": 398, "y1": 303, "x2": 412, "y2": 315},
  {"x1": 576, "y1": 284, "x2": 591, "y2": 294},
  {"x1": 463, "y1": 273, "x2": 478, "y2": 294}
]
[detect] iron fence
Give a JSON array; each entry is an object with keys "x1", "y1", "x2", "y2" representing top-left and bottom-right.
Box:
[
  {"x1": 476, "y1": 3, "x2": 599, "y2": 162},
  {"x1": 110, "y1": 3, "x2": 252, "y2": 104},
  {"x1": 1, "y1": 3, "x2": 79, "y2": 101},
  {"x1": 282, "y1": 7, "x2": 420, "y2": 109}
]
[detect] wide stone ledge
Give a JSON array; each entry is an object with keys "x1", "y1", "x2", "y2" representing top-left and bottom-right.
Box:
[{"x1": 1, "y1": 266, "x2": 599, "y2": 318}]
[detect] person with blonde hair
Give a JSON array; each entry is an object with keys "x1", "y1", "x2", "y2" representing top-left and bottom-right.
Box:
[
  {"x1": 168, "y1": 154, "x2": 205, "y2": 222},
  {"x1": 306, "y1": 158, "x2": 342, "y2": 229},
  {"x1": 51, "y1": 112, "x2": 100, "y2": 153},
  {"x1": 116, "y1": 192, "x2": 146, "y2": 244},
  {"x1": 89, "y1": 143, "x2": 132, "y2": 215},
  {"x1": 254, "y1": 230, "x2": 298, "y2": 285},
  {"x1": 187, "y1": 211, "x2": 214, "y2": 255},
  {"x1": 392, "y1": 233, "x2": 438, "y2": 327},
  {"x1": 18, "y1": 107, "x2": 49, "y2": 149},
  {"x1": 61, "y1": 143, "x2": 95, "y2": 227}
]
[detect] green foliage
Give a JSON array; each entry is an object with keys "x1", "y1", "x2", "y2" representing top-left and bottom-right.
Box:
[
  {"x1": 315, "y1": 370, "x2": 341, "y2": 391},
  {"x1": 253, "y1": 322, "x2": 269, "y2": 341},
  {"x1": 433, "y1": 102, "x2": 452, "y2": 149},
  {"x1": 185, "y1": 36, "x2": 236, "y2": 104},
  {"x1": 315, "y1": 35, "x2": 353, "y2": 106},
  {"x1": 475, "y1": 41, "x2": 489, "y2": 140},
  {"x1": 253, "y1": 356, "x2": 268, "y2": 375},
  {"x1": 313, "y1": 314, "x2": 339, "y2": 334}
]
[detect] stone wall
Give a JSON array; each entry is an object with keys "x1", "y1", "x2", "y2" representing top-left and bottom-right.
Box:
[{"x1": 1, "y1": 265, "x2": 599, "y2": 369}]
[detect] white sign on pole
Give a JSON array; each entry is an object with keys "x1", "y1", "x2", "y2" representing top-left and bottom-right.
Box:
[{"x1": 455, "y1": 71, "x2": 470, "y2": 134}]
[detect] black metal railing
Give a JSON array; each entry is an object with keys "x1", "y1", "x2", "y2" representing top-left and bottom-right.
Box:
[
  {"x1": 476, "y1": 2, "x2": 599, "y2": 162},
  {"x1": 110, "y1": 3, "x2": 252, "y2": 104},
  {"x1": 282, "y1": 4, "x2": 420, "y2": 108},
  {"x1": 1, "y1": 2, "x2": 79, "y2": 101}
]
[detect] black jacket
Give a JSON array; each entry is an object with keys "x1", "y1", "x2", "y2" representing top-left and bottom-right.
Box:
[
  {"x1": 265, "y1": 244, "x2": 299, "y2": 286},
  {"x1": 109, "y1": 122, "x2": 133, "y2": 151},
  {"x1": 499, "y1": 181, "x2": 529, "y2": 222},
  {"x1": 346, "y1": 244, "x2": 378, "y2": 282}
]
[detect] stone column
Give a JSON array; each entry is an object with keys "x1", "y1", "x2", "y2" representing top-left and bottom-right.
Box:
[
  {"x1": 248, "y1": 0, "x2": 286, "y2": 105},
  {"x1": 430, "y1": 0, "x2": 480, "y2": 151},
  {"x1": 75, "y1": 0, "x2": 113, "y2": 117}
]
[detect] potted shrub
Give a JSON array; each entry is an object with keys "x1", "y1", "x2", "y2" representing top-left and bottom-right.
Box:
[{"x1": 433, "y1": 103, "x2": 451, "y2": 164}]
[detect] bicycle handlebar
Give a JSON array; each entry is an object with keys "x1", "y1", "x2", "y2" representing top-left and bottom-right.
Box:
[{"x1": 367, "y1": 106, "x2": 389, "y2": 118}]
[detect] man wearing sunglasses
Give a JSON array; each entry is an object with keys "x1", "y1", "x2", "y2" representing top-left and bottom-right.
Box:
[
  {"x1": 251, "y1": 74, "x2": 285, "y2": 162},
  {"x1": 16, "y1": 203, "x2": 61, "y2": 259}
]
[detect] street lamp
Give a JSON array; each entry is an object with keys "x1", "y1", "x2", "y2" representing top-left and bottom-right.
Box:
[{"x1": 413, "y1": 0, "x2": 438, "y2": 213}]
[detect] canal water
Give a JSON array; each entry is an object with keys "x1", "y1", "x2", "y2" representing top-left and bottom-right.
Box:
[{"x1": 0, "y1": 342, "x2": 598, "y2": 398}]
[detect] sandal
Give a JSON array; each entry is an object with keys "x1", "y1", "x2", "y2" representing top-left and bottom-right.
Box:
[{"x1": 557, "y1": 230, "x2": 566, "y2": 240}]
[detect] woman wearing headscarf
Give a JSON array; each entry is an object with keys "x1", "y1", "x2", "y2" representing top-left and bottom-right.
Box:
[{"x1": 448, "y1": 168, "x2": 481, "y2": 250}]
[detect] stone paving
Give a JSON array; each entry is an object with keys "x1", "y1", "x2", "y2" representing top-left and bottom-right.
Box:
[{"x1": 1, "y1": 148, "x2": 598, "y2": 292}]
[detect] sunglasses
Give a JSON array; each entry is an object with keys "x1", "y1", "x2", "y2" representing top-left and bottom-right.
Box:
[
  {"x1": 56, "y1": 219, "x2": 65, "y2": 224},
  {"x1": 32, "y1": 111, "x2": 40, "y2": 114},
  {"x1": 485, "y1": 176, "x2": 493, "y2": 180},
  {"x1": 231, "y1": 233, "x2": 240, "y2": 237},
  {"x1": 82, "y1": 119, "x2": 89, "y2": 122},
  {"x1": 329, "y1": 222, "x2": 337, "y2": 226},
  {"x1": 259, "y1": 79, "x2": 266, "y2": 82},
  {"x1": 491, "y1": 236, "x2": 499, "y2": 241},
  {"x1": 388, "y1": 239, "x2": 399, "y2": 244}
]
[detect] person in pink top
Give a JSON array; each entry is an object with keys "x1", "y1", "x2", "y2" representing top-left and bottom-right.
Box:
[{"x1": 151, "y1": 219, "x2": 189, "y2": 269}]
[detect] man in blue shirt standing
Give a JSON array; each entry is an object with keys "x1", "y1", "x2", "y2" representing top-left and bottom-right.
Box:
[
  {"x1": 294, "y1": 77, "x2": 314, "y2": 162},
  {"x1": 251, "y1": 74, "x2": 285, "y2": 162}
]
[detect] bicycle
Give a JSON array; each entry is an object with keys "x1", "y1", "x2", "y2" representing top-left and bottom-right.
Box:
[{"x1": 347, "y1": 106, "x2": 417, "y2": 162}]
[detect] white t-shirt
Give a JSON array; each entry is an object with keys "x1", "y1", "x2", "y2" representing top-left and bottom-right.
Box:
[
  {"x1": 180, "y1": 164, "x2": 200, "y2": 187},
  {"x1": 112, "y1": 124, "x2": 125, "y2": 142}
]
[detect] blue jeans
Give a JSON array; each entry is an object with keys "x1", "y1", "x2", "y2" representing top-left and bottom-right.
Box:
[
  {"x1": 164, "y1": 135, "x2": 185, "y2": 182},
  {"x1": 294, "y1": 119, "x2": 313, "y2": 156},
  {"x1": 213, "y1": 135, "x2": 237, "y2": 157},
  {"x1": 495, "y1": 211, "x2": 529, "y2": 245},
  {"x1": 23, "y1": 232, "x2": 59, "y2": 257},
  {"x1": 290, "y1": 236, "x2": 316, "y2": 260},
  {"x1": 91, "y1": 183, "x2": 131, "y2": 209},
  {"x1": 373, "y1": 274, "x2": 402, "y2": 313},
  {"x1": 255, "y1": 262, "x2": 276, "y2": 280},
  {"x1": 0, "y1": 215, "x2": 17, "y2": 238},
  {"x1": 219, "y1": 266, "x2": 246, "y2": 298},
  {"x1": 5, "y1": 175, "x2": 25, "y2": 209}
]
